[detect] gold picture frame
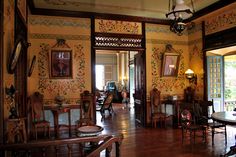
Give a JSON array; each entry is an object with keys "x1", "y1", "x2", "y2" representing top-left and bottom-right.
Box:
[{"x1": 161, "y1": 52, "x2": 180, "y2": 77}]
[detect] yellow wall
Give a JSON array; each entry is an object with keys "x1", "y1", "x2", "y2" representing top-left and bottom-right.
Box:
[
  {"x1": 28, "y1": 15, "x2": 91, "y2": 104},
  {"x1": 146, "y1": 23, "x2": 189, "y2": 99},
  {"x1": 2, "y1": 1, "x2": 236, "y2": 124}
]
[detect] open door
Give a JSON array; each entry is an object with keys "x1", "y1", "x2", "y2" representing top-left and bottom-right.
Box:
[{"x1": 133, "y1": 51, "x2": 146, "y2": 126}]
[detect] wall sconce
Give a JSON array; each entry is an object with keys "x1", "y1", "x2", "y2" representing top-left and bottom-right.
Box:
[{"x1": 185, "y1": 69, "x2": 197, "y2": 85}]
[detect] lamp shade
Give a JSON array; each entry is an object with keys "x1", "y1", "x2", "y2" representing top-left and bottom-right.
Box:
[
  {"x1": 166, "y1": 0, "x2": 194, "y2": 20},
  {"x1": 185, "y1": 69, "x2": 194, "y2": 79}
]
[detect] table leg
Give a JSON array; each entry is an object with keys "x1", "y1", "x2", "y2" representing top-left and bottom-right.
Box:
[
  {"x1": 221, "y1": 135, "x2": 236, "y2": 157},
  {"x1": 68, "y1": 109, "x2": 71, "y2": 137},
  {"x1": 53, "y1": 112, "x2": 59, "y2": 138}
]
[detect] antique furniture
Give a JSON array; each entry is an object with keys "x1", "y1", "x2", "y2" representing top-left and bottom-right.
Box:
[
  {"x1": 196, "y1": 100, "x2": 227, "y2": 145},
  {"x1": 212, "y1": 111, "x2": 236, "y2": 156},
  {"x1": 6, "y1": 118, "x2": 27, "y2": 143},
  {"x1": 51, "y1": 106, "x2": 71, "y2": 138},
  {"x1": 150, "y1": 88, "x2": 172, "y2": 128},
  {"x1": 44, "y1": 104, "x2": 80, "y2": 138},
  {"x1": 97, "y1": 93, "x2": 114, "y2": 120},
  {"x1": 77, "y1": 91, "x2": 95, "y2": 127},
  {"x1": 29, "y1": 92, "x2": 50, "y2": 140},
  {"x1": 180, "y1": 109, "x2": 207, "y2": 144},
  {"x1": 77, "y1": 125, "x2": 103, "y2": 137}
]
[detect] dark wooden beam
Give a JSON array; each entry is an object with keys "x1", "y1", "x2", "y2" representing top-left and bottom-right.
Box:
[{"x1": 187, "y1": 0, "x2": 235, "y2": 22}]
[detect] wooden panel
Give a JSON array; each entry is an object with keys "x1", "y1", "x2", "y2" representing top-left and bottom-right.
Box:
[
  {"x1": 133, "y1": 51, "x2": 146, "y2": 126},
  {"x1": 204, "y1": 27, "x2": 236, "y2": 51}
]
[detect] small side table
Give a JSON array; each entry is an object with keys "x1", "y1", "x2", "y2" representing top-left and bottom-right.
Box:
[
  {"x1": 6, "y1": 118, "x2": 27, "y2": 143},
  {"x1": 51, "y1": 107, "x2": 71, "y2": 138}
]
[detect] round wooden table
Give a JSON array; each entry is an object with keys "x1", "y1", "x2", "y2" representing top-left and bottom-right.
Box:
[{"x1": 212, "y1": 111, "x2": 236, "y2": 157}]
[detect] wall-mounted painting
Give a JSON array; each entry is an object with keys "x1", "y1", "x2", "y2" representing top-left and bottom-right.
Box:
[
  {"x1": 50, "y1": 50, "x2": 72, "y2": 78},
  {"x1": 162, "y1": 52, "x2": 180, "y2": 77}
]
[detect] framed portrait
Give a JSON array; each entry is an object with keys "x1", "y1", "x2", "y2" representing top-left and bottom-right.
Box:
[
  {"x1": 162, "y1": 53, "x2": 180, "y2": 77},
  {"x1": 50, "y1": 50, "x2": 72, "y2": 78}
]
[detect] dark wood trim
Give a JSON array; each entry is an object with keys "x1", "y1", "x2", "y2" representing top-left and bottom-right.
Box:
[
  {"x1": 203, "y1": 27, "x2": 236, "y2": 51},
  {"x1": 202, "y1": 21, "x2": 207, "y2": 101},
  {"x1": 93, "y1": 47, "x2": 145, "y2": 52},
  {"x1": 91, "y1": 16, "x2": 96, "y2": 124},
  {"x1": 0, "y1": 0, "x2": 4, "y2": 149},
  {"x1": 142, "y1": 21, "x2": 147, "y2": 127},
  {"x1": 94, "y1": 32, "x2": 143, "y2": 39},
  {"x1": 187, "y1": 0, "x2": 235, "y2": 22}
]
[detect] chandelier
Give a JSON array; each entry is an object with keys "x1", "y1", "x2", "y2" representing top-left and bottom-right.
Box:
[{"x1": 166, "y1": 0, "x2": 195, "y2": 36}]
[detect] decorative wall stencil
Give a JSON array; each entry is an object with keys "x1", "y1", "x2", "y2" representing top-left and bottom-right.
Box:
[
  {"x1": 38, "y1": 43, "x2": 85, "y2": 96},
  {"x1": 187, "y1": 22, "x2": 202, "y2": 35},
  {"x1": 29, "y1": 33, "x2": 90, "y2": 40},
  {"x1": 29, "y1": 16, "x2": 91, "y2": 28},
  {"x1": 205, "y1": 9, "x2": 236, "y2": 35},
  {"x1": 95, "y1": 19, "x2": 141, "y2": 34},
  {"x1": 151, "y1": 46, "x2": 185, "y2": 92},
  {"x1": 146, "y1": 39, "x2": 188, "y2": 46},
  {"x1": 189, "y1": 44, "x2": 203, "y2": 60},
  {"x1": 145, "y1": 24, "x2": 188, "y2": 35}
]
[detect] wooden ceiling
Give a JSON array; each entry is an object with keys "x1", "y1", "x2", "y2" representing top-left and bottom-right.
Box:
[{"x1": 29, "y1": 0, "x2": 234, "y2": 23}]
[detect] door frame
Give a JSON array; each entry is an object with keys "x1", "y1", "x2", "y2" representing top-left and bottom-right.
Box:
[
  {"x1": 0, "y1": 0, "x2": 4, "y2": 147},
  {"x1": 91, "y1": 19, "x2": 146, "y2": 125},
  {"x1": 203, "y1": 22, "x2": 236, "y2": 100}
]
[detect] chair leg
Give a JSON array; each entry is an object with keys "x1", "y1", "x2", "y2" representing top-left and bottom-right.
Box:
[
  {"x1": 48, "y1": 125, "x2": 50, "y2": 138},
  {"x1": 212, "y1": 128, "x2": 215, "y2": 145},
  {"x1": 225, "y1": 126, "x2": 227, "y2": 144},
  {"x1": 35, "y1": 127, "x2": 38, "y2": 140}
]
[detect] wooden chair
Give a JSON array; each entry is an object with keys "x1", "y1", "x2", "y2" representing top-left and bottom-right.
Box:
[
  {"x1": 77, "y1": 91, "x2": 95, "y2": 127},
  {"x1": 150, "y1": 88, "x2": 171, "y2": 128},
  {"x1": 29, "y1": 92, "x2": 50, "y2": 140},
  {"x1": 195, "y1": 100, "x2": 227, "y2": 145},
  {"x1": 180, "y1": 109, "x2": 207, "y2": 144},
  {"x1": 97, "y1": 93, "x2": 114, "y2": 120}
]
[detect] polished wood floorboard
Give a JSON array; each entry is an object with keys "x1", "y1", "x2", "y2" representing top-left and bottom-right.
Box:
[
  {"x1": 96, "y1": 103, "x2": 236, "y2": 157},
  {"x1": 30, "y1": 103, "x2": 236, "y2": 157}
]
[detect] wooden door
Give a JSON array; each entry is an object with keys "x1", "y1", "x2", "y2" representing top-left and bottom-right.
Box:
[{"x1": 133, "y1": 51, "x2": 146, "y2": 126}]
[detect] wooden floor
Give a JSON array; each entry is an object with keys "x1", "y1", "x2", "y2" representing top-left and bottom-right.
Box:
[{"x1": 96, "y1": 103, "x2": 236, "y2": 157}]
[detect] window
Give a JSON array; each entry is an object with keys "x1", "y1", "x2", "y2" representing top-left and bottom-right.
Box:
[{"x1": 96, "y1": 65, "x2": 105, "y2": 90}]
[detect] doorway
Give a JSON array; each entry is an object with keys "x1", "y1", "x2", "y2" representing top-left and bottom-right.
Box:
[
  {"x1": 95, "y1": 50, "x2": 138, "y2": 120},
  {"x1": 206, "y1": 45, "x2": 236, "y2": 112}
]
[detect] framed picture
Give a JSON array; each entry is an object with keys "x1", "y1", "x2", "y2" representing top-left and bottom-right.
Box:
[
  {"x1": 50, "y1": 50, "x2": 72, "y2": 78},
  {"x1": 162, "y1": 52, "x2": 180, "y2": 77}
]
